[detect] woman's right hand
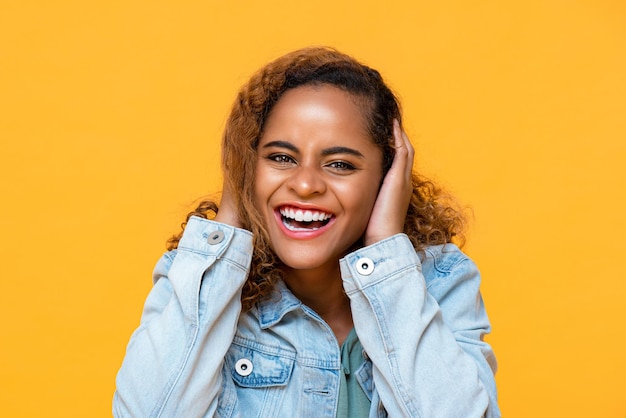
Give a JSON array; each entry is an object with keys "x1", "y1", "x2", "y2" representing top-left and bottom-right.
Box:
[{"x1": 214, "y1": 181, "x2": 243, "y2": 228}]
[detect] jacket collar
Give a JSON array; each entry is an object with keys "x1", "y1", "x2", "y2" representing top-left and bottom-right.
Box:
[{"x1": 256, "y1": 280, "x2": 304, "y2": 329}]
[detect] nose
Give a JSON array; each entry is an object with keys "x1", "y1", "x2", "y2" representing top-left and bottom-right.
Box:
[{"x1": 286, "y1": 165, "x2": 326, "y2": 197}]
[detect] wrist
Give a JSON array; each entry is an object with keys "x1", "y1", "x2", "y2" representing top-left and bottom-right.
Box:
[{"x1": 214, "y1": 210, "x2": 242, "y2": 229}]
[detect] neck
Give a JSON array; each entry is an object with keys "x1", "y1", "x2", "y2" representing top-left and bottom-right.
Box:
[{"x1": 283, "y1": 264, "x2": 353, "y2": 345}]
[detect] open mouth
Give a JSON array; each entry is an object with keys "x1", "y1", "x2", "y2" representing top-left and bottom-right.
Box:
[{"x1": 279, "y1": 206, "x2": 333, "y2": 231}]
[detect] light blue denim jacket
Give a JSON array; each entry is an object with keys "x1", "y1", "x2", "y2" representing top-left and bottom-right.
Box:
[{"x1": 114, "y1": 217, "x2": 500, "y2": 417}]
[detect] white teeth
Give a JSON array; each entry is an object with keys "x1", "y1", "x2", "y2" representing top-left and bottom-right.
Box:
[
  {"x1": 284, "y1": 223, "x2": 320, "y2": 232},
  {"x1": 280, "y1": 207, "x2": 331, "y2": 222}
]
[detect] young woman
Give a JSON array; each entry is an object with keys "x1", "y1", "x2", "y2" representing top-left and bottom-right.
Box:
[{"x1": 114, "y1": 47, "x2": 500, "y2": 417}]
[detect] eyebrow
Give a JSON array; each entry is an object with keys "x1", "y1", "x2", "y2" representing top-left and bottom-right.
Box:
[
  {"x1": 262, "y1": 141, "x2": 298, "y2": 152},
  {"x1": 262, "y1": 141, "x2": 365, "y2": 158},
  {"x1": 321, "y1": 146, "x2": 364, "y2": 158}
]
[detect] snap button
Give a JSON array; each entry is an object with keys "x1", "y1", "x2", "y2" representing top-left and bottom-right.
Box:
[
  {"x1": 207, "y1": 230, "x2": 224, "y2": 245},
  {"x1": 235, "y1": 358, "x2": 253, "y2": 376},
  {"x1": 355, "y1": 257, "x2": 374, "y2": 276}
]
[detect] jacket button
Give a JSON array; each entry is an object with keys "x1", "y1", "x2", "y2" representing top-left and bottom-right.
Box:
[
  {"x1": 355, "y1": 257, "x2": 374, "y2": 276},
  {"x1": 207, "y1": 230, "x2": 225, "y2": 245},
  {"x1": 235, "y1": 358, "x2": 253, "y2": 376}
]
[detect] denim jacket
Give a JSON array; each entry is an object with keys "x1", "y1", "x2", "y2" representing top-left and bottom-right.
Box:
[{"x1": 114, "y1": 217, "x2": 500, "y2": 417}]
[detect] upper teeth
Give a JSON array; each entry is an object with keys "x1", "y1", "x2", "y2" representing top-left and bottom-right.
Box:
[{"x1": 280, "y1": 207, "x2": 332, "y2": 222}]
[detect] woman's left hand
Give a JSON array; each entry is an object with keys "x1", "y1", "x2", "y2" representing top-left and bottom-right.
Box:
[{"x1": 364, "y1": 120, "x2": 414, "y2": 246}]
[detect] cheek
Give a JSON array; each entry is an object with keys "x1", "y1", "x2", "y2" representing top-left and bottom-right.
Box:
[
  {"x1": 359, "y1": 191, "x2": 380, "y2": 221},
  {"x1": 352, "y1": 170, "x2": 383, "y2": 209},
  {"x1": 253, "y1": 165, "x2": 281, "y2": 214},
  {"x1": 253, "y1": 165, "x2": 269, "y2": 198},
  {"x1": 252, "y1": 171, "x2": 267, "y2": 216},
  {"x1": 337, "y1": 180, "x2": 380, "y2": 217}
]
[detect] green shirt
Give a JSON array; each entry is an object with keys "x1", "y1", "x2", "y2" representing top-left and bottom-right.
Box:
[{"x1": 336, "y1": 328, "x2": 371, "y2": 417}]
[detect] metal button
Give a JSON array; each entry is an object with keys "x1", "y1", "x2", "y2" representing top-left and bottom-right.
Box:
[
  {"x1": 235, "y1": 358, "x2": 253, "y2": 376},
  {"x1": 207, "y1": 230, "x2": 224, "y2": 245},
  {"x1": 355, "y1": 257, "x2": 374, "y2": 276}
]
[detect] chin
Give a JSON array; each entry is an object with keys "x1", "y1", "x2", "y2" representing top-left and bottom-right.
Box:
[
  {"x1": 277, "y1": 254, "x2": 335, "y2": 272},
  {"x1": 272, "y1": 246, "x2": 340, "y2": 273}
]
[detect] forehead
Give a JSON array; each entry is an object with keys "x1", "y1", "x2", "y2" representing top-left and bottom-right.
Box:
[{"x1": 260, "y1": 84, "x2": 371, "y2": 142}]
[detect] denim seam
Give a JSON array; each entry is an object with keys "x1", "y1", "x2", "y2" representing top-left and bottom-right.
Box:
[
  {"x1": 152, "y1": 322, "x2": 199, "y2": 418},
  {"x1": 361, "y1": 285, "x2": 422, "y2": 418},
  {"x1": 232, "y1": 336, "x2": 297, "y2": 359},
  {"x1": 426, "y1": 258, "x2": 470, "y2": 291},
  {"x1": 345, "y1": 264, "x2": 415, "y2": 294},
  {"x1": 217, "y1": 256, "x2": 252, "y2": 272}
]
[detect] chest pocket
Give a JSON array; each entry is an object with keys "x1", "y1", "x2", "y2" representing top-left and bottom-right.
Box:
[
  {"x1": 217, "y1": 339, "x2": 297, "y2": 417},
  {"x1": 226, "y1": 339, "x2": 295, "y2": 388}
]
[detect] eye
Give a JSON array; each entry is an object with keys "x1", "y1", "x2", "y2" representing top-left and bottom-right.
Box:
[
  {"x1": 267, "y1": 153, "x2": 296, "y2": 165},
  {"x1": 326, "y1": 160, "x2": 356, "y2": 172}
]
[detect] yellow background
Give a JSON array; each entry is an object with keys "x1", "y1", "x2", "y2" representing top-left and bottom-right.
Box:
[{"x1": 1, "y1": 1, "x2": 625, "y2": 416}]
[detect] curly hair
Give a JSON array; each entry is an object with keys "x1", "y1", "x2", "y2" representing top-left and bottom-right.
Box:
[{"x1": 167, "y1": 46, "x2": 466, "y2": 311}]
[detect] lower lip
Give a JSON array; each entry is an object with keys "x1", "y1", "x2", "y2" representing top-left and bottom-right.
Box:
[{"x1": 273, "y1": 210, "x2": 334, "y2": 240}]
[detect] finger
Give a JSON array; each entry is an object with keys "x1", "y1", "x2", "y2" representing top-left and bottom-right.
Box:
[
  {"x1": 393, "y1": 119, "x2": 404, "y2": 150},
  {"x1": 391, "y1": 119, "x2": 407, "y2": 168},
  {"x1": 401, "y1": 124, "x2": 414, "y2": 156},
  {"x1": 393, "y1": 119, "x2": 414, "y2": 181}
]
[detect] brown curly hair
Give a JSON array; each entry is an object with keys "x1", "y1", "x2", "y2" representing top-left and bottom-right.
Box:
[{"x1": 168, "y1": 46, "x2": 466, "y2": 311}]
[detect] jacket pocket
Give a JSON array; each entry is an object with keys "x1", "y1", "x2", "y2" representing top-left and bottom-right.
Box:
[
  {"x1": 226, "y1": 339, "x2": 295, "y2": 388},
  {"x1": 219, "y1": 340, "x2": 296, "y2": 417}
]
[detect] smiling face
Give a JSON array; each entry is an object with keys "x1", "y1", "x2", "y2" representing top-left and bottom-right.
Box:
[{"x1": 254, "y1": 84, "x2": 383, "y2": 275}]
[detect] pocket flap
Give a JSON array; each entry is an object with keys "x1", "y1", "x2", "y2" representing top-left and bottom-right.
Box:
[{"x1": 226, "y1": 339, "x2": 295, "y2": 388}]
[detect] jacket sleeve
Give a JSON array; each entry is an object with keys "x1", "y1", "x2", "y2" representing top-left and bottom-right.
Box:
[
  {"x1": 340, "y1": 234, "x2": 500, "y2": 418},
  {"x1": 113, "y1": 217, "x2": 253, "y2": 418}
]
